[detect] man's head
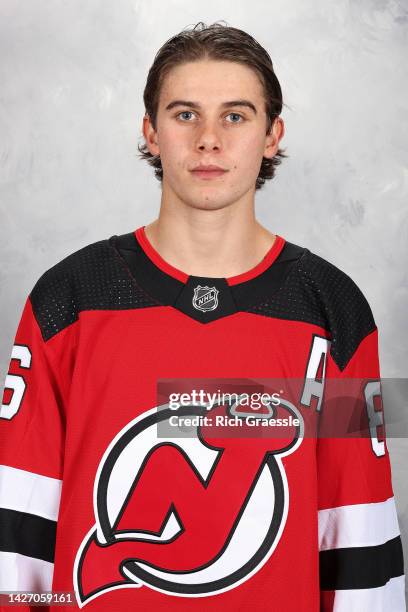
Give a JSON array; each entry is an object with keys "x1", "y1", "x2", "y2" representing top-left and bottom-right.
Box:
[{"x1": 138, "y1": 21, "x2": 287, "y2": 209}]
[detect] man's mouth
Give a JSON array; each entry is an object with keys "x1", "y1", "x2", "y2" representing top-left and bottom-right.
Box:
[
  {"x1": 190, "y1": 165, "x2": 228, "y2": 180},
  {"x1": 191, "y1": 169, "x2": 227, "y2": 179}
]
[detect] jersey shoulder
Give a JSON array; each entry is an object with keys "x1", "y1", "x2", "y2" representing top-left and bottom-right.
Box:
[
  {"x1": 29, "y1": 237, "x2": 157, "y2": 341},
  {"x1": 251, "y1": 240, "x2": 377, "y2": 371},
  {"x1": 297, "y1": 245, "x2": 377, "y2": 370}
]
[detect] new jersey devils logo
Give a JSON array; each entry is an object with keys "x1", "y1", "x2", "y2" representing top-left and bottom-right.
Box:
[{"x1": 73, "y1": 397, "x2": 303, "y2": 607}]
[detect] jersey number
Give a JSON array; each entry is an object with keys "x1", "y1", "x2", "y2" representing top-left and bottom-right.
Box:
[{"x1": 0, "y1": 344, "x2": 32, "y2": 420}]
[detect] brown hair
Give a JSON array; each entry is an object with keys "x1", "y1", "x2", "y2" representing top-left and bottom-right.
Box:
[{"x1": 137, "y1": 21, "x2": 288, "y2": 190}]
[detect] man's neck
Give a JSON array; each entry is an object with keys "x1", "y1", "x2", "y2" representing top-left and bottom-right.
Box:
[{"x1": 143, "y1": 209, "x2": 276, "y2": 279}]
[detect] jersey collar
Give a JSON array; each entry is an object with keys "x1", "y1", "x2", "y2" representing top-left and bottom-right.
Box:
[{"x1": 110, "y1": 227, "x2": 301, "y2": 324}]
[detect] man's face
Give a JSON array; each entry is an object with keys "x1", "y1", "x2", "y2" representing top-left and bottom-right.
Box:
[{"x1": 143, "y1": 59, "x2": 284, "y2": 211}]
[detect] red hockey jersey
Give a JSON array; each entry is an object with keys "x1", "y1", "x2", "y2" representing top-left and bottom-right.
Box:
[{"x1": 0, "y1": 226, "x2": 405, "y2": 611}]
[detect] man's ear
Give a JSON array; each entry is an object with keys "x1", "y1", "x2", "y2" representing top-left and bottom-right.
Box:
[
  {"x1": 263, "y1": 116, "x2": 285, "y2": 159},
  {"x1": 142, "y1": 113, "x2": 160, "y2": 156}
]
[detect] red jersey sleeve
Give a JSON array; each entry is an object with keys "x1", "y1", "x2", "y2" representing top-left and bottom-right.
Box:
[
  {"x1": 0, "y1": 295, "x2": 71, "y2": 600},
  {"x1": 318, "y1": 323, "x2": 406, "y2": 610}
]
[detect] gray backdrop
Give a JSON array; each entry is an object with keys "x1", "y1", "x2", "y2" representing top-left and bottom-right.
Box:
[{"x1": 1, "y1": 0, "x2": 407, "y2": 600}]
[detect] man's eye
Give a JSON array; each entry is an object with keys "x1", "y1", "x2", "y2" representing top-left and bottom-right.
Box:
[
  {"x1": 177, "y1": 111, "x2": 195, "y2": 121},
  {"x1": 226, "y1": 113, "x2": 244, "y2": 123},
  {"x1": 176, "y1": 111, "x2": 245, "y2": 123}
]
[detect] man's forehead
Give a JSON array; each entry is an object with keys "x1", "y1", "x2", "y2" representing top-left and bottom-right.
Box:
[
  {"x1": 159, "y1": 61, "x2": 264, "y2": 103},
  {"x1": 159, "y1": 89, "x2": 264, "y2": 114}
]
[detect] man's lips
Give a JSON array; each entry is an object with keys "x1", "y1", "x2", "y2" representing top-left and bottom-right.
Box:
[{"x1": 190, "y1": 167, "x2": 228, "y2": 179}]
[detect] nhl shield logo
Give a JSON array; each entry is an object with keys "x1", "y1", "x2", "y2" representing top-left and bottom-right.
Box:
[{"x1": 192, "y1": 285, "x2": 219, "y2": 312}]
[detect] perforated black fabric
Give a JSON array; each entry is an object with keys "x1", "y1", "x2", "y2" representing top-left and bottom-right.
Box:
[
  {"x1": 246, "y1": 250, "x2": 376, "y2": 371},
  {"x1": 30, "y1": 239, "x2": 160, "y2": 341},
  {"x1": 29, "y1": 235, "x2": 377, "y2": 372}
]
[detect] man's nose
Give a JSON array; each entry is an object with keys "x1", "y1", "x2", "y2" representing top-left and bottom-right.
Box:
[{"x1": 195, "y1": 121, "x2": 223, "y2": 151}]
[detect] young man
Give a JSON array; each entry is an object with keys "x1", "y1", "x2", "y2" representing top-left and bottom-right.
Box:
[{"x1": 0, "y1": 22, "x2": 405, "y2": 612}]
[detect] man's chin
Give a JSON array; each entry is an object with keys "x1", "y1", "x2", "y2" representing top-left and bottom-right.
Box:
[{"x1": 185, "y1": 196, "x2": 236, "y2": 212}]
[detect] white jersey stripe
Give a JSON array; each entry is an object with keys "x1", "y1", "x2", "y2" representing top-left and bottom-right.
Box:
[
  {"x1": 0, "y1": 465, "x2": 62, "y2": 521},
  {"x1": 318, "y1": 496, "x2": 401, "y2": 550},
  {"x1": 0, "y1": 551, "x2": 54, "y2": 591},
  {"x1": 330, "y1": 575, "x2": 406, "y2": 612}
]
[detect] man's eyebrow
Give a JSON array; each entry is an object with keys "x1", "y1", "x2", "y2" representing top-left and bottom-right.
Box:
[{"x1": 164, "y1": 99, "x2": 257, "y2": 114}]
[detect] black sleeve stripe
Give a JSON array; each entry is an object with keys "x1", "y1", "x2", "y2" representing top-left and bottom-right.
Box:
[
  {"x1": 320, "y1": 535, "x2": 404, "y2": 590},
  {"x1": 0, "y1": 508, "x2": 56, "y2": 563}
]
